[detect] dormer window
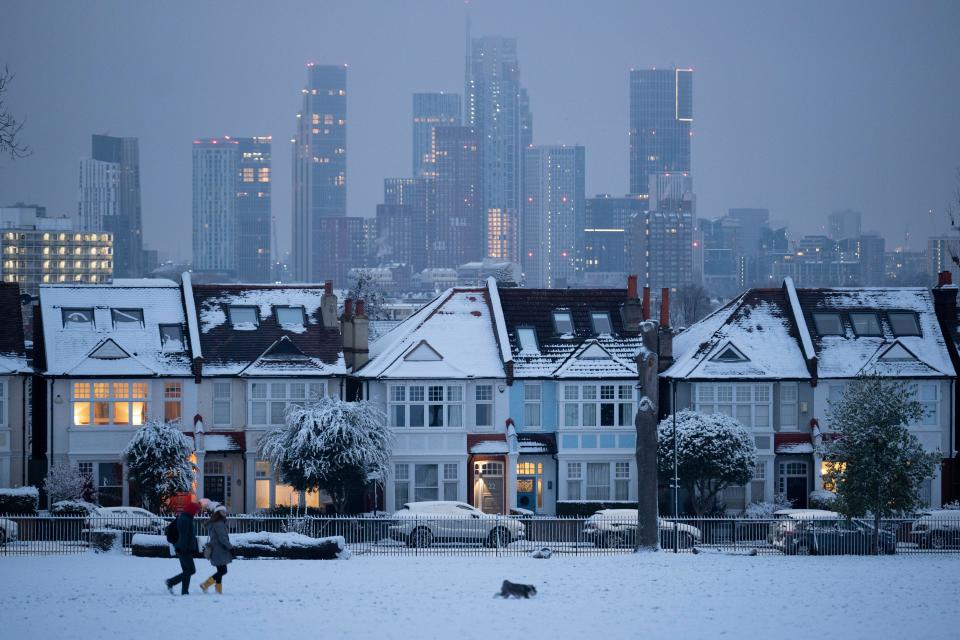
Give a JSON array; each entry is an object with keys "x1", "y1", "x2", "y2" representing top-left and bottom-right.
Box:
[
  {"x1": 850, "y1": 312, "x2": 882, "y2": 336},
  {"x1": 62, "y1": 308, "x2": 94, "y2": 329},
  {"x1": 159, "y1": 324, "x2": 185, "y2": 352},
  {"x1": 812, "y1": 313, "x2": 843, "y2": 336},
  {"x1": 553, "y1": 310, "x2": 574, "y2": 335},
  {"x1": 516, "y1": 327, "x2": 539, "y2": 353},
  {"x1": 229, "y1": 306, "x2": 259, "y2": 329},
  {"x1": 111, "y1": 308, "x2": 144, "y2": 328},
  {"x1": 888, "y1": 312, "x2": 920, "y2": 337},
  {"x1": 591, "y1": 312, "x2": 612, "y2": 335},
  {"x1": 275, "y1": 306, "x2": 306, "y2": 327}
]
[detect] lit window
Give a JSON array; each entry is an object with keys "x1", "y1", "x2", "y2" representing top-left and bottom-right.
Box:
[
  {"x1": 850, "y1": 312, "x2": 882, "y2": 336},
  {"x1": 812, "y1": 313, "x2": 843, "y2": 335},
  {"x1": 229, "y1": 306, "x2": 258, "y2": 328},
  {"x1": 516, "y1": 327, "x2": 538, "y2": 353},
  {"x1": 591, "y1": 312, "x2": 612, "y2": 335},
  {"x1": 164, "y1": 382, "x2": 182, "y2": 423},
  {"x1": 888, "y1": 312, "x2": 920, "y2": 337},
  {"x1": 553, "y1": 310, "x2": 574, "y2": 335}
]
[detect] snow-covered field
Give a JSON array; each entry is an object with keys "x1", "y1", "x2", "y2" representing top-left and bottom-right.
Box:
[{"x1": 1, "y1": 552, "x2": 958, "y2": 639}]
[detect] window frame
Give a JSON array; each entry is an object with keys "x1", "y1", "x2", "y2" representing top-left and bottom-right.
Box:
[
  {"x1": 812, "y1": 312, "x2": 844, "y2": 336},
  {"x1": 62, "y1": 307, "x2": 95, "y2": 329},
  {"x1": 565, "y1": 460, "x2": 632, "y2": 502},
  {"x1": 560, "y1": 382, "x2": 635, "y2": 429},
  {"x1": 849, "y1": 312, "x2": 882, "y2": 337},
  {"x1": 516, "y1": 326, "x2": 539, "y2": 353},
  {"x1": 522, "y1": 382, "x2": 542, "y2": 429},
  {"x1": 248, "y1": 380, "x2": 327, "y2": 427},
  {"x1": 159, "y1": 324, "x2": 185, "y2": 352},
  {"x1": 274, "y1": 306, "x2": 306, "y2": 327},
  {"x1": 71, "y1": 380, "x2": 150, "y2": 427},
  {"x1": 387, "y1": 382, "x2": 465, "y2": 429},
  {"x1": 163, "y1": 381, "x2": 182, "y2": 424},
  {"x1": 111, "y1": 308, "x2": 144, "y2": 329},
  {"x1": 228, "y1": 305, "x2": 259, "y2": 328},
  {"x1": 213, "y1": 381, "x2": 232, "y2": 427},
  {"x1": 888, "y1": 311, "x2": 921, "y2": 337},
  {"x1": 590, "y1": 311, "x2": 613, "y2": 336},
  {"x1": 779, "y1": 382, "x2": 799, "y2": 431},
  {"x1": 552, "y1": 310, "x2": 574, "y2": 335},
  {"x1": 694, "y1": 382, "x2": 772, "y2": 430},
  {"x1": 474, "y1": 384, "x2": 494, "y2": 428}
]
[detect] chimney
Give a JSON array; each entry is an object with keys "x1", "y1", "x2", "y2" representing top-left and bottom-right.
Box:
[
  {"x1": 933, "y1": 271, "x2": 958, "y2": 345},
  {"x1": 341, "y1": 298, "x2": 354, "y2": 369},
  {"x1": 620, "y1": 274, "x2": 643, "y2": 333},
  {"x1": 938, "y1": 270, "x2": 953, "y2": 287},
  {"x1": 659, "y1": 288, "x2": 670, "y2": 327},
  {"x1": 320, "y1": 280, "x2": 338, "y2": 329},
  {"x1": 353, "y1": 299, "x2": 370, "y2": 370},
  {"x1": 642, "y1": 286, "x2": 651, "y2": 321}
]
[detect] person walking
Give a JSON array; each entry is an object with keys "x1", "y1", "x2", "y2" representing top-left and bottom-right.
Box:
[
  {"x1": 164, "y1": 501, "x2": 200, "y2": 595},
  {"x1": 199, "y1": 505, "x2": 233, "y2": 594}
]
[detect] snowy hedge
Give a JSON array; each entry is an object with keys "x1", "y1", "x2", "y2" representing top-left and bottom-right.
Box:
[
  {"x1": 557, "y1": 501, "x2": 638, "y2": 517},
  {"x1": 0, "y1": 487, "x2": 39, "y2": 514},
  {"x1": 131, "y1": 532, "x2": 349, "y2": 560},
  {"x1": 51, "y1": 500, "x2": 99, "y2": 516}
]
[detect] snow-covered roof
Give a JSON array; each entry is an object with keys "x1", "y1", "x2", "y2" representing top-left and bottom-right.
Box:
[
  {"x1": 0, "y1": 283, "x2": 29, "y2": 374},
  {"x1": 38, "y1": 280, "x2": 192, "y2": 376},
  {"x1": 357, "y1": 287, "x2": 505, "y2": 380},
  {"x1": 666, "y1": 281, "x2": 955, "y2": 382},
  {"x1": 666, "y1": 288, "x2": 811, "y2": 380}
]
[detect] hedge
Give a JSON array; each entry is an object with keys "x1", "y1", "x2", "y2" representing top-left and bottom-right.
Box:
[
  {"x1": 556, "y1": 501, "x2": 638, "y2": 517},
  {"x1": 0, "y1": 487, "x2": 39, "y2": 515}
]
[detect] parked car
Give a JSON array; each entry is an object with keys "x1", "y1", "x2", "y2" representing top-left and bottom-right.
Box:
[
  {"x1": 388, "y1": 501, "x2": 526, "y2": 548},
  {"x1": 84, "y1": 507, "x2": 166, "y2": 544},
  {"x1": 768, "y1": 509, "x2": 895, "y2": 555},
  {"x1": 0, "y1": 517, "x2": 17, "y2": 545},
  {"x1": 582, "y1": 509, "x2": 702, "y2": 549},
  {"x1": 910, "y1": 510, "x2": 960, "y2": 549}
]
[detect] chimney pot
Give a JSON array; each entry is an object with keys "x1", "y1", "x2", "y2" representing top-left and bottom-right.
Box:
[
  {"x1": 938, "y1": 271, "x2": 952, "y2": 287},
  {"x1": 344, "y1": 298, "x2": 353, "y2": 318},
  {"x1": 642, "y1": 287, "x2": 651, "y2": 321},
  {"x1": 627, "y1": 274, "x2": 638, "y2": 299},
  {"x1": 324, "y1": 280, "x2": 333, "y2": 295},
  {"x1": 356, "y1": 299, "x2": 366, "y2": 317}
]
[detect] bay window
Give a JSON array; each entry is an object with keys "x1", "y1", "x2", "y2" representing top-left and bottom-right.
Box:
[
  {"x1": 72, "y1": 381, "x2": 148, "y2": 426},
  {"x1": 561, "y1": 383, "x2": 634, "y2": 428},
  {"x1": 249, "y1": 380, "x2": 326, "y2": 427},
  {"x1": 394, "y1": 462, "x2": 459, "y2": 505},
  {"x1": 694, "y1": 383, "x2": 771, "y2": 429},
  {"x1": 565, "y1": 460, "x2": 632, "y2": 501},
  {"x1": 388, "y1": 383, "x2": 464, "y2": 428}
]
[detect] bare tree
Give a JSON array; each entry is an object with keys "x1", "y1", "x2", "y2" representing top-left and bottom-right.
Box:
[
  {"x1": 947, "y1": 169, "x2": 960, "y2": 269},
  {"x1": 671, "y1": 284, "x2": 712, "y2": 328},
  {"x1": 0, "y1": 66, "x2": 30, "y2": 159}
]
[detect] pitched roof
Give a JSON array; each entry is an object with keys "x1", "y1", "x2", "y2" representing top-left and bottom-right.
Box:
[
  {"x1": 0, "y1": 283, "x2": 28, "y2": 374},
  {"x1": 357, "y1": 287, "x2": 505, "y2": 379},
  {"x1": 38, "y1": 280, "x2": 192, "y2": 376},
  {"x1": 666, "y1": 281, "x2": 955, "y2": 381},
  {"x1": 496, "y1": 286, "x2": 647, "y2": 378},
  {"x1": 191, "y1": 284, "x2": 345, "y2": 376}
]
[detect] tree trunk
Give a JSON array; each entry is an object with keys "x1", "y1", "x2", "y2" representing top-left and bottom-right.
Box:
[{"x1": 635, "y1": 323, "x2": 660, "y2": 551}]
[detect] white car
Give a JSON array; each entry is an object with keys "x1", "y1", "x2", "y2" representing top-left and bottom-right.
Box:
[
  {"x1": 0, "y1": 517, "x2": 17, "y2": 545},
  {"x1": 85, "y1": 507, "x2": 166, "y2": 535},
  {"x1": 910, "y1": 510, "x2": 960, "y2": 549},
  {"x1": 582, "y1": 509, "x2": 702, "y2": 548},
  {"x1": 388, "y1": 501, "x2": 526, "y2": 548}
]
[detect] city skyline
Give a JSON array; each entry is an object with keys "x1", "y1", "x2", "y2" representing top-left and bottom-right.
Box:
[{"x1": 1, "y1": 1, "x2": 959, "y2": 265}]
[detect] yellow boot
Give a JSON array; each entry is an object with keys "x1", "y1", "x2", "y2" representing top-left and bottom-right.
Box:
[
  {"x1": 214, "y1": 583, "x2": 223, "y2": 595},
  {"x1": 199, "y1": 577, "x2": 215, "y2": 593}
]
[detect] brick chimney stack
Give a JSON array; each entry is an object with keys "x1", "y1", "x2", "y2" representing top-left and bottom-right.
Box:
[
  {"x1": 320, "y1": 280, "x2": 338, "y2": 330},
  {"x1": 642, "y1": 286, "x2": 651, "y2": 321},
  {"x1": 621, "y1": 274, "x2": 643, "y2": 333},
  {"x1": 341, "y1": 298, "x2": 354, "y2": 368},
  {"x1": 353, "y1": 299, "x2": 369, "y2": 371}
]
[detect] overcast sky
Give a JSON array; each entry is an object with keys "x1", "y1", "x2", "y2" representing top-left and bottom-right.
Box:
[{"x1": 1, "y1": 0, "x2": 959, "y2": 261}]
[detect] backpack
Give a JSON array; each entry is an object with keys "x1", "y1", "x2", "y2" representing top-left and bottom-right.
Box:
[{"x1": 165, "y1": 518, "x2": 179, "y2": 545}]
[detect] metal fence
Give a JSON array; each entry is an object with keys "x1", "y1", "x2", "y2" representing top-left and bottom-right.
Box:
[{"x1": 1, "y1": 512, "x2": 959, "y2": 557}]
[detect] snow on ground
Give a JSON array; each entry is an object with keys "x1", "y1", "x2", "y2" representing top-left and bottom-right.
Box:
[{"x1": 1, "y1": 553, "x2": 958, "y2": 639}]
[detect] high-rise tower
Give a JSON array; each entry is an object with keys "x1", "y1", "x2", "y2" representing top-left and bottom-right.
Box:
[
  {"x1": 629, "y1": 69, "x2": 693, "y2": 196},
  {"x1": 192, "y1": 138, "x2": 239, "y2": 274},
  {"x1": 292, "y1": 64, "x2": 347, "y2": 281},
  {"x1": 235, "y1": 137, "x2": 272, "y2": 282},
  {"x1": 412, "y1": 93, "x2": 460, "y2": 178}
]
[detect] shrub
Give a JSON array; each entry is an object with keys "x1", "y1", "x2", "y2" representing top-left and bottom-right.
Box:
[
  {"x1": 0, "y1": 487, "x2": 39, "y2": 514},
  {"x1": 744, "y1": 493, "x2": 794, "y2": 518},
  {"x1": 556, "y1": 501, "x2": 637, "y2": 517},
  {"x1": 51, "y1": 500, "x2": 99, "y2": 516},
  {"x1": 808, "y1": 490, "x2": 837, "y2": 510}
]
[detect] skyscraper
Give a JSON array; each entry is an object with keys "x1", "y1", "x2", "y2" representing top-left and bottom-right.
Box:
[
  {"x1": 235, "y1": 136, "x2": 272, "y2": 282},
  {"x1": 828, "y1": 209, "x2": 862, "y2": 241},
  {"x1": 466, "y1": 35, "x2": 532, "y2": 261},
  {"x1": 78, "y1": 134, "x2": 143, "y2": 277},
  {"x1": 629, "y1": 69, "x2": 693, "y2": 196},
  {"x1": 383, "y1": 177, "x2": 431, "y2": 271},
  {"x1": 522, "y1": 145, "x2": 585, "y2": 288},
  {"x1": 412, "y1": 93, "x2": 461, "y2": 178},
  {"x1": 292, "y1": 64, "x2": 347, "y2": 281},
  {"x1": 430, "y1": 126, "x2": 481, "y2": 268},
  {"x1": 582, "y1": 194, "x2": 649, "y2": 277},
  {"x1": 192, "y1": 138, "x2": 239, "y2": 274}
]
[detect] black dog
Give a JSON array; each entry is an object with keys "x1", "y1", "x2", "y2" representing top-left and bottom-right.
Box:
[{"x1": 495, "y1": 580, "x2": 537, "y2": 599}]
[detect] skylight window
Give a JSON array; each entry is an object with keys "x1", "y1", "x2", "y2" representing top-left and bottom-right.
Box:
[
  {"x1": 62, "y1": 308, "x2": 94, "y2": 329},
  {"x1": 228, "y1": 306, "x2": 259, "y2": 329},
  {"x1": 591, "y1": 312, "x2": 613, "y2": 335},
  {"x1": 850, "y1": 312, "x2": 882, "y2": 336},
  {"x1": 813, "y1": 313, "x2": 844, "y2": 336},
  {"x1": 888, "y1": 312, "x2": 920, "y2": 337},
  {"x1": 516, "y1": 327, "x2": 539, "y2": 353},
  {"x1": 111, "y1": 308, "x2": 144, "y2": 328},
  {"x1": 275, "y1": 306, "x2": 306, "y2": 327},
  {"x1": 553, "y1": 310, "x2": 574, "y2": 335},
  {"x1": 159, "y1": 324, "x2": 185, "y2": 352}
]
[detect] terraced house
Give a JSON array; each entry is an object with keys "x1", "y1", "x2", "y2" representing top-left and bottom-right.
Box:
[{"x1": 664, "y1": 276, "x2": 955, "y2": 510}]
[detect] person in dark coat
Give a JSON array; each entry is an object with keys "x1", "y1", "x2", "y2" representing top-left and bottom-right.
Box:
[
  {"x1": 199, "y1": 505, "x2": 233, "y2": 594},
  {"x1": 164, "y1": 501, "x2": 200, "y2": 595}
]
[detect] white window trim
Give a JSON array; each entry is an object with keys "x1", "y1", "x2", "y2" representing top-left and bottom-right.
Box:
[
  {"x1": 71, "y1": 380, "x2": 151, "y2": 427},
  {"x1": 392, "y1": 461, "x2": 461, "y2": 506},
  {"x1": 913, "y1": 382, "x2": 940, "y2": 428},
  {"x1": 474, "y1": 383, "x2": 495, "y2": 429},
  {"x1": 387, "y1": 382, "x2": 466, "y2": 430},
  {"x1": 694, "y1": 382, "x2": 773, "y2": 430},
  {"x1": 248, "y1": 379, "x2": 327, "y2": 427},
  {"x1": 563, "y1": 459, "x2": 633, "y2": 502},
  {"x1": 522, "y1": 382, "x2": 542, "y2": 430},
  {"x1": 559, "y1": 382, "x2": 635, "y2": 429},
  {"x1": 779, "y1": 382, "x2": 799, "y2": 431}
]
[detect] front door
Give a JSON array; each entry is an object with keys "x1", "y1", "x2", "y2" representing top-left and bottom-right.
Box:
[
  {"x1": 779, "y1": 461, "x2": 809, "y2": 508},
  {"x1": 205, "y1": 475, "x2": 226, "y2": 504},
  {"x1": 516, "y1": 477, "x2": 536, "y2": 513},
  {"x1": 473, "y1": 461, "x2": 504, "y2": 514}
]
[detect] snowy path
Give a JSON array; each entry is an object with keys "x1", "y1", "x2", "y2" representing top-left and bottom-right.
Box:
[{"x1": 1, "y1": 553, "x2": 958, "y2": 639}]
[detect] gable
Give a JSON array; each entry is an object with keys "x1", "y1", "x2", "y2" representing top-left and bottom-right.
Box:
[
  {"x1": 878, "y1": 342, "x2": 916, "y2": 362},
  {"x1": 578, "y1": 343, "x2": 612, "y2": 361},
  {"x1": 88, "y1": 339, "x2": 131, "y2": 360},
  {"x1": 404, "y1": 340, "x2": 443, "y2": 362},
  {"x1": 709, "y1": 342, "x2": 749, "y2": 363}
]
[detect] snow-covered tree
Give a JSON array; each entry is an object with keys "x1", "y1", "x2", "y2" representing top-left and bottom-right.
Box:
[
  {"x1": 43, "y1": 463, "x2": 94, "y2": 504},
  {"x1": 347, "y1": 271, "x2": 388, "y2": 320},
  {"x1": 822, "y1": 376, "x2": 940, "y2": 553},
  {"x1": 122, "y1": 420, "x2": 196, "y2": 513},
  {"x1": 257, "y1": 397, "x2": 391, "y2": 514},
  {"x1": 657, "y1": 410, "x2": 756, "y2": 515}
]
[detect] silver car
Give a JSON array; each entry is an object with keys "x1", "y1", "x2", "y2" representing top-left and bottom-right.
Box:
[{"x1": 387, "y1": 501, "x2": 526, "y2": 548}]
